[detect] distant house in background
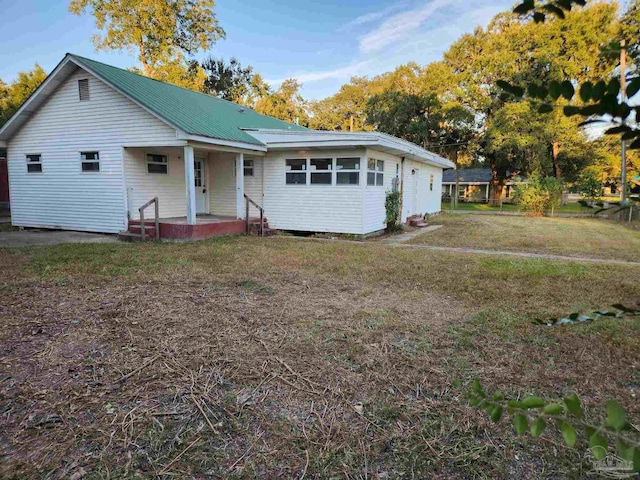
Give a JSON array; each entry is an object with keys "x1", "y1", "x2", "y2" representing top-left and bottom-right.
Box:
[
  {"x1": 442, "y1": 168, "x2": 526, "y2": 203},
  {"x1": 0, "y1": 148, "x2": 8, "y2": 211}
]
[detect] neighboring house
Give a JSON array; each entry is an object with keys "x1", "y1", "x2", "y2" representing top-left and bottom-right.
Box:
[
  {"x1": 0, "y1": 148, "x2": 8, "y2": 211},
  {"x1": 0, "y1": 54, "x2": 453, "y2": 239},
  {"x1": 442, "y1": 168, "x2": 525, "y2": 203}
]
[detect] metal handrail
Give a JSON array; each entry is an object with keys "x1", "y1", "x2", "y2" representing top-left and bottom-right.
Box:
[
  {"x1": 244, "y1": 194, "x2": 264, "y2": 237},
  {"x1": 139, "y1": 197, "x2": 160, "y2": 240}
]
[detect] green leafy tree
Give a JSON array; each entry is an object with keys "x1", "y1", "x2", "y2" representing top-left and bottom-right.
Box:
[
  {"x1": 254, "y1": 79, "x2": 309, "y2": 125},
  {"x1": 513, "y1": 173, "x2": 564, "y2": 215},
  {"x1": 200, "y1": 57, "x2": 270, "y2": 107},
  {"x1": 0, "y1": 64, "x2": 47, "y2": 127},
  {"x1": 69, "y1": 0, "x2": 225, "y2": 89}
]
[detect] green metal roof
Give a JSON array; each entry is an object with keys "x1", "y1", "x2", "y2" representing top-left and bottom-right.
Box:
[{"x1": 70, "y1": 54, "x2": 306, "y2": 146}]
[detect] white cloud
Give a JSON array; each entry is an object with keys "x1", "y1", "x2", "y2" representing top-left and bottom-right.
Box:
[
  {"x1": 265, "y1": 60, "x2": 372, "y2": 86},
  {"x1": 338, "y1": 2, "x2": 410, "y2": 31},
  {"x1": 358, "y1": 0, "x2": 460, "y2": 53}
]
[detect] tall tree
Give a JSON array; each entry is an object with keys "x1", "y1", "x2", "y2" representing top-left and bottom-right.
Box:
[
  {"x1": 69, "y1": 0, "x2": 225, "y2": 88},
  {"x1": 254, "y1": 79, "x2": 308, "y2": 125},
  {"x1": 200, "y1": 57, "x2": 270, "y2": 107},
  {"x1": 0, "y1": 64, "x2": 47, "y2": 127}
]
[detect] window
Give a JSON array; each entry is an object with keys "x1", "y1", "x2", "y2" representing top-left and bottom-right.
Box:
[
  {"x1": 244, "y1": 159, "x2": 254, "y2": 176},
  {"x1": 26, "y1": 154, "x2": 42, "y2": 173},
  {"x1": 430, "y1": 174, "x2": 434, "y2": 191},
  {"x1": 81, "y1": 151, "x2": 100, "y2": 172},
  {"x1": 286, "y1": 159, "x2": 307, "y2": 184},
  {"x1": 367, "y1": 158, "x2": 384, "y2": 186},
  {"x1": 78, "y1": 79, "x2": 90, "y2": 101},
  {"x1": 147, "y1": 153, "x2": 168, "y2": 174},
  {"x1": 336, "y1": 157, "x2": 360, "y2": 185},
  {"x1": 310, "y1": 158, "x2": 332, "y2": 185}
]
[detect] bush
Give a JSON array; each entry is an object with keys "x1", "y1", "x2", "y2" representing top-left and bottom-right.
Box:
[
  {"x1": 513, "y1": 174, "x2": 564, "y2": 216},
  {"x1": 578, "y1": 173, "x2": 602, "y2": 203},
  {"x1": 385, "y1": 190, "x2": 402, "y2": 232}
]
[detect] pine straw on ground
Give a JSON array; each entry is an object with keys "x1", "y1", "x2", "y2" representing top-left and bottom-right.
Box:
[{"x1": 0, "y1": 238, "x2": 639, "y2": 479}]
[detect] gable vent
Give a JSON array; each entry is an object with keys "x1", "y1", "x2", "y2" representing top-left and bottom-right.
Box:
[{"x1": 78, "y1": 79, "x2": 90, "y2": 101}]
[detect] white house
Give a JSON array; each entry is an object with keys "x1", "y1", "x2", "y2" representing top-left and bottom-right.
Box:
[{"x1": 0, "y1": 54, "x2": 454, "y2": 240}]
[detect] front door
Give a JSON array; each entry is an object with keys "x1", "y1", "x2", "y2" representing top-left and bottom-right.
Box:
[
  {"x1": 194, "y1": 158, "x2": 207, "y2": 214},
  {"x1": 411, "y1": 168, "x2": 420, "y2": 215}
]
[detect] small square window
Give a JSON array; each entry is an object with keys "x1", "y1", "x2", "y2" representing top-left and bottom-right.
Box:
[
  {"x1": 147, "y1": 153, "x2": 168, "y2": 174},
  {"x1": 81, "y1": 151, "x2": 100, "y2": 172},
  {"x1": 286, "y1": 159, "x2": 307, "y2": 184},
  {"x1": 244, "y1": 159, "x2": 254, "y2": 176},
  {"x1": 310, "y1": 158, "x2": 332, "y2": 185},
  {"x1": 336, "y1": 158, "x2": 360, "y2": 185},
  {"x1": 26, "y1": 154, "x2": 42, "y2": 173},
  {"x1": 366, "y1": 158, "x2": 384, "y2": 186}
]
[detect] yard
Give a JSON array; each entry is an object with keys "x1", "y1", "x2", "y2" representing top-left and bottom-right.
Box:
[
  {"x1": 1, "y1": 228, "x2": 639, "y2": 478},
  {"x1": 441, "y1": 201, "x2": 602, "y2": 214},
  {"x1": 411, "y1": 213, "x2": 640, "y2": 262}
]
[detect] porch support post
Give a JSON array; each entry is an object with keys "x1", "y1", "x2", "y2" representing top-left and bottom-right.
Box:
[
  {"x1": 184, "y1": 145, "x2": 196, "y2": 225},
  {"x1": 236, "y1": 153, "x2": 245, "y2": 219}
]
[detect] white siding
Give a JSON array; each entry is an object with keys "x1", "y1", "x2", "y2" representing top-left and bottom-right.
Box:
[
  {"x1": 244, "y1": 156, "x2": 264, "y2": 217},
  {"x1": 402, "y1": 159, "x2": 443, "y2": 221},
  {"x1": 364, "y1": 149, "x2": 401, "y2": 234},
  {"x1": 263, "y1": 149, "x2": 366, "y2": 234},
  {"x1": 124, "y1": 147, "x2": 187, "y2": 220},
  {"x1": 7, "y1": 67, "x2": 178, "y2": 233}
]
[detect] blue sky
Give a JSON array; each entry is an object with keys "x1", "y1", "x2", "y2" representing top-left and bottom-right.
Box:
[{"x1": 0, "y1": 0, "x2": 513, "y2": 100}]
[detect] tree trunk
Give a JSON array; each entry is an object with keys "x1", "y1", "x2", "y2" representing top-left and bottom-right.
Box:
[
  {"x1": 489, "y1": 158, "x2": 504, "y2": 206},
  {"x1": 454, "y1": 149, "x2": 459, "y2": 209},
  {"x1": 551, "y1": 140, "x2": 562, "y2": 178}
]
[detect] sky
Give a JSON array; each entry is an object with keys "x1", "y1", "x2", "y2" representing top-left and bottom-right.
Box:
[{"x1": 0, "y1": 0, "x2": 514, "y2": 100}]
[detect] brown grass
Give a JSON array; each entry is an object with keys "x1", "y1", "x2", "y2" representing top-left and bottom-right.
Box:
[
  {"x1": 0, "y1": 237, "x2": 639, "y2": 478},
  {"x1": 408, "y1": 214, "x2": 640, "y2": 262}
]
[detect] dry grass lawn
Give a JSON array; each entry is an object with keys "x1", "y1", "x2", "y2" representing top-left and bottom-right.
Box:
[
  {"x1": 0, "y1": 236, "x2": 639, "y2": 479},
  {"x1": 409, "y1": 214, "x2": 640, "y2": 261}
]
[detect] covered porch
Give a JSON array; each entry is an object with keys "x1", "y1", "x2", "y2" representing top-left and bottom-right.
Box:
[{"x1": 122, "y1": 142, "x2": 265, "y2": 240}]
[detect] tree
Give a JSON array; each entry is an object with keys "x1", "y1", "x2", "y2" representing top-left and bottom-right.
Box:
[
  {"x1": 254, "y1": 79, "x2": 308, "y2": 125},
  {"x1": 69, "y1": 0, "x2": 225, "y2": 87},
  {"x1": 200, "y1": 57, "x2": 270, "y2": 107},
  {"x1": 0, "y1": 64, "x2": 47, "y2": 127}
]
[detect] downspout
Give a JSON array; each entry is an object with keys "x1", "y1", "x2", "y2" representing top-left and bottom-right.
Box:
[{"x1": 399, "y1": 157, "x2": 405, "y2": 224}]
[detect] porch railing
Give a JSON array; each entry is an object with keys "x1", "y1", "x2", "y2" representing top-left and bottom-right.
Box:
[
  {"x1": 244, "y1": 194, "x2": 264, "y2": 237},
  {"x1": 139, "y1": 197, "x2": 160, "y2": 241}
]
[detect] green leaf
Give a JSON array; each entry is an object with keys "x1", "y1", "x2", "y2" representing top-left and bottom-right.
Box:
[
  {"x1": 490, "y1": 406, "x2": 503, "y2": 422},
  {"x1": 590, "y1": 432, "x2": 608, "y2": 460},
  {"x1": 579, "y1": 82, "x2": 592, "y2": 102},
  {"x1": 493, "y1": 391, "x2": 504, "y2": 401},
  {"x1": 533, "y1": 12, "x2": 545, "y2": 23},
  {"x1": 513, "y1": 0, "x2": 535, "y2": 15},
  {"x1": 530, "y1": 417, "x2": 546, "y2": 437},
  {"x1": 592, "y1": 80, "x2": 606, "y2": 101},
  {"x1": 548, "y1": 81, "x2": 561, "y2": 100},
  {"x1": 558, "y1": 421, "x2": 577, "y2": 447},
  {"x1": 564, "y1": 394, "x2": 583, "y2": 418},
  {"x1": 564, "y1": 105, "x2": 581, "y2": 116},
  {"x1": 514, "y1": 413, "x2": 528, "y2": 435},
  {"x1": 469, "y1": 396, "x2": 480, "y2": 407},
  {"x1": 472, "y1": 380, "x2": 485, "y2": 398},
  {"x1": 606, "y1": 78, "x2": 620, "y2": 96},
  {"x1": 560, "y1": 80, "x2": 574, "y2": 100},
  {"x1": 604, "y1": 400, "x2": 626, "y2": 431},
  {"x1": 543, "y1": 4, "x2": 565, "y2": 18},
  {"x1": 605, "y1": 125, "x2": 630, "y2": 135},
  {"x1": 627, "y1": 77, "x2": 640, "y2": 99},
  {"x1": 538, "y1": 103, "x2": 554, "y2": 114},
  {"x1": 543, "y1": 403, "x2": 564, "y2": 415},
  {"x1": 496, "y1": 80, "x2": 512, "y2": 91},
  {"x1": 522, "y1": 396, "x2": 545, "y2": 409}
]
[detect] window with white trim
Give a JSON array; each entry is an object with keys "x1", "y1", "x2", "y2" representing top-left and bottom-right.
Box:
[
  {"x1": 286, "y1": 159, "x2": 307, "y2": 184},
  {"x1": 367, "y1": 158, "x2": 384, "y2": 186},
  {"x1": 244, "y1": 159, "x2": 254, "y2": 176},
  {"x1": 81, "y1": 151, "x2": 100, "y2": 172},
  {"x1": 310, "y1": 158, "x2": 332, "y2": 184},
  {"x1": 147, "y1": 153, "x2": 168, "y2": 174},
  {"x1": 336, "y1": 157, "x2": 360, "y2": 185},
  {"x1": 26, "y1": 154, "x2": 42, "y2": 173}
]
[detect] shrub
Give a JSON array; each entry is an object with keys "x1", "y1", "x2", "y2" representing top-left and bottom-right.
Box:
[
  {"x1": 513, "y1": 173, "x2": 564, "y2": 216},
  {"x1": 578, "y1": 172, "x2": 602, "y2": 203},
  {"x1": 385, "y1": 190, "x2": 402, "y2": 232}
]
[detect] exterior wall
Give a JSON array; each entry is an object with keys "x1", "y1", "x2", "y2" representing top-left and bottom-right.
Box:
[
  {"x1": 364, "y1": 148, "x2": 401, "y2": 233},
  {"x1": 124, "y1": 147, "x2": 187, "y2": 220},
  {"x1": 402, "y1": 159, "x2": 443, "y2": 221},
  {"x1": 244, "y1": 156, "x2": 264, "y2": 217},
  {"x1": 0, "y1": 153, "x2": 8, "y2": 209},
  {"x1": 7, "y1": 67, "x2": 178, "y2": 233},
  {"x1": 263, "y1": 149, "x2": 366, "y2": 234},
  {"x1": 208, "y1": 152, "x2": 236, "y2": 217}
]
